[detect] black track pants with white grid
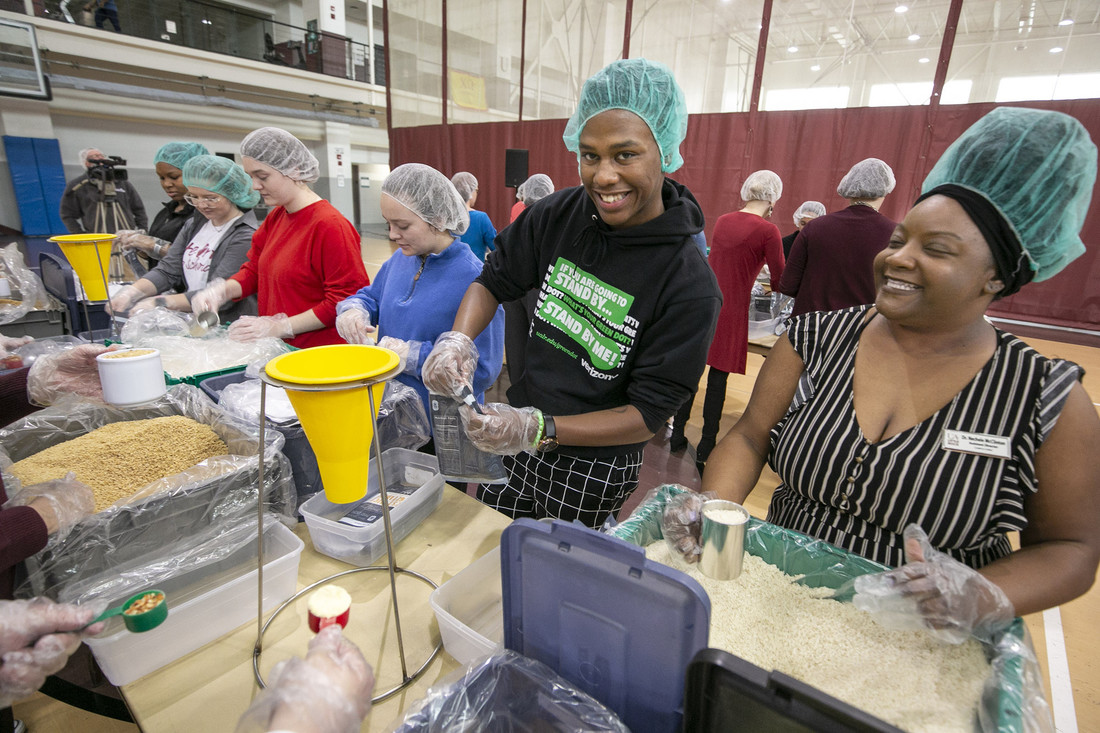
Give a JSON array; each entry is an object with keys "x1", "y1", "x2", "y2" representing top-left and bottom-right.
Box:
[{"x1": 476, "y1": 449, "x2": 644, "y2": 529}]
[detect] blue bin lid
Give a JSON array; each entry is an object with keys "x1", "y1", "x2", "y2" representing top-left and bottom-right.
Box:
[{"x1": 501, "y1": 518, "x2": 710, "y2": 733}]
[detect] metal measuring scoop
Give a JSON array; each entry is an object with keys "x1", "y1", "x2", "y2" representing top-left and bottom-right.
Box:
[{"x1": 189, "y1": 311, "x2": 220, "y2": 337}]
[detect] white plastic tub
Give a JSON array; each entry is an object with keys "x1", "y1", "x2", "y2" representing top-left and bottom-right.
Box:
[
  {"x1": 429, "y1": 546, "x2": 504, "y2": 665},
  {"x1": 85, "y1": 521, "x2": 303, "y2": 686},
  {"x1": 299, "y1": 448, "x2": 444, "y2": 566}
]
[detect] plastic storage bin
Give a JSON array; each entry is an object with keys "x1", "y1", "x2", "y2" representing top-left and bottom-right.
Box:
[
  {"x1": 299, "y1": 448, "x2": 444, "y2": 566},
  {"x1": 430, "y1": 546, "x2": 504, "y2": 665},
  {"x1": 200, "y1": 371, "x2": 322, "y2": 503},
  {"x1": 0, "y1": 308, "x2": 64, "y2": 338},
  {"x1": 85, "y1": 521, "x2": 303, "y2": 686}
]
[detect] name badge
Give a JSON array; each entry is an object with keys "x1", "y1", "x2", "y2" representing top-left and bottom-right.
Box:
[{"x1": 941, "y1": 429, "x2": 1012, "y2": 459}]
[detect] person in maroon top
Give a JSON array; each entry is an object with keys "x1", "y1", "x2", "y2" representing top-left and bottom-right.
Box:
[
  {"x1": 779, "y1": 158, "x2": 897, "y2": 318},
  {"x1": 671, "y1": 170, "x2": 785, "y2": 465}
]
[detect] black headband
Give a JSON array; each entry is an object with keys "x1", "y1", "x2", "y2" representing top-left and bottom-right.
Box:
[{"x1": 914, "y1": 184, "x2": 1032, "y2": 298}]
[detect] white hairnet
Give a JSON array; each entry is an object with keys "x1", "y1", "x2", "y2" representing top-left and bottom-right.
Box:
[
  {"x1": 518, "y1": 174, "x2": 554, "y2": 205},
  {"x1": 240, "y1": 127, "x2": 319, "y2": 183},
  {"x1": 741, "y1": 170, "x2": 783, "y2": 203},
  {"x1": 792, "y1": 200, "x2": 826, "y2": 225},
  {"x1": 837, "y1": 158, "x2": 896, "y2": 199},
  {"x1": 383, "y1": 163, "x2": 469, "y2": 235},
  {"x1": 450, "y1": 172, "x2": 478, "y2": 201}
]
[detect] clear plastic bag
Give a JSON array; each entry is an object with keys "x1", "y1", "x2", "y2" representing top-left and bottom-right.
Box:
[
  {"x1": 388, "y1": 650, "x2": 629, "y2": 732},
  {"x1": 0, "y1": 385, "x2": 296, "y2": 606},
  {"x1": 606, "y1": 484, "x2": 1055, "y2": 733},
  {"x1": 119, "y1": 309, "x2": 291, "y2": 381},
  {"x1": 429, "y1": 394, "x2": 507, "y2": 484},
  {"x1": 0, "y1": 243, "x2": 51, "y2": 325}
]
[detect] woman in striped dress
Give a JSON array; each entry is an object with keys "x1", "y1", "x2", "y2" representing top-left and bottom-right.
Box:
[{"x1": 701, "y1": 107, "x2": 1099, "y2": 636}]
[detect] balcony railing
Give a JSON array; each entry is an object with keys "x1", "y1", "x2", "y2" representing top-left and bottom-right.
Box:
[{"x1": 30, "y1": 0, "x2": 384, "y2": 85}]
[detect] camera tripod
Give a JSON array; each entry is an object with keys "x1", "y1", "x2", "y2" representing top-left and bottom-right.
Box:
[{"x1": 91, "y1": 179, "x2": 134, "y2": 282}]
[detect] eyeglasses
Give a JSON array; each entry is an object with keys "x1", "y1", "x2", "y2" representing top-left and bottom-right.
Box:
[{"x1": 184, "y1": 194, "x2": 223, "y2": 206}]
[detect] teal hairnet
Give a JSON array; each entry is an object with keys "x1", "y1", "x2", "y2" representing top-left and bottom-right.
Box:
[
  {"x1": 154, "y1": 142, "x2": 210, "y2": 171},
  {"x1": 741, "y1": 170, "x2": 783, "y2": 203},
  {"x1": 183, "y1": 155, "x2": 261, "y2": 210},
  {"x1": 562, "y1": 58, "x2": 688, "y2": 173},
  {"x1": 383, "y1": 163, "x2": 469, "y2": 235},
  {"x1": 922, "y1": 107, "x2": 1097, "y2": 282}
]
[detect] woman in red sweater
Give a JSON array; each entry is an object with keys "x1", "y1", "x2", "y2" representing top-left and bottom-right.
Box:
[{"x1": 192, "y1": 127, "x2": 370, "y2": 349}]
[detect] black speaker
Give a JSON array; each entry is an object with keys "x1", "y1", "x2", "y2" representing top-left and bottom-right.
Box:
[{"x1": 505, "y1": 149, "x2": 529, "y2": 188}]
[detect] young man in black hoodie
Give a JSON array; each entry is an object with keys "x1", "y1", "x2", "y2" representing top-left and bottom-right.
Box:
[{"x1": 422, "y1": 58, "x2": 721, "y2": 528}]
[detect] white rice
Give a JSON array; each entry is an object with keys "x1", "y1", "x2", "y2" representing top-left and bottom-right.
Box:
[{"x1": 645, "y1": 541, "x2": 989, "y2": 733}]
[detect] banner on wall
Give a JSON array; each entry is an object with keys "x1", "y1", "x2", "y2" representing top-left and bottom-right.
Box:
[{"x1": 449, "y1": 70, "x2": 488, "y2": 111}]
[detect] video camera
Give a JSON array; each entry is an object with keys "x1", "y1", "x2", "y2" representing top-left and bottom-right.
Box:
[{"x1": 87, "y1": 155, "x2": 128, "y2": 183}]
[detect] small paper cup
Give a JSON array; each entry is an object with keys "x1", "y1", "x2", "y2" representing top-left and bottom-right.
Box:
[
  {"x1": 96, "y1": 348, "x2": 167, "y2": 406},
  {"x1": 307, "y1": 585, "x2": 352, "y2": 633}
]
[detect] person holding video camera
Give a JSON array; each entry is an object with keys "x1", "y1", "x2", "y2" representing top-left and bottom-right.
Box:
[{"x1": 59, "y1": 147, "x2": 147, "y2": 234}]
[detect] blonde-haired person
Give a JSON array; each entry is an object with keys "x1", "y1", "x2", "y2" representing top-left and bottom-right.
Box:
[
  {"x1": 109, "y1": 155, "x2": 261, "y2": 323},
  {"x1": 192, "y1": 128, "x2": 370, "y2": 347},
  {"x1": 672, "y1": 170, "x2": 785, "y2": 461}
]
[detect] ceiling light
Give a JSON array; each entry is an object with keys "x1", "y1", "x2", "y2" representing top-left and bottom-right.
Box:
[
  {"x1": 1049, "y1": 46, "x2": 1064, "y2": 53},
  {"x1": 1058, "y1": 18, "x2": 1074, "y2": 26},
  {"x1": 908, "y1": 33, "x2": 920, "y2": 41},
  {"x1": 201, "y1": 18, "x2": 212, "y2": 25},
  {"x1": 810, "y1": 64, "x2": 821, "y2": 71},
  {"x1": 788, "y1": 45, "x2": 799, "y2": 53},
  {"x1": 918, "y1": 57, "x2": 930, "y2": 63},
  {"x1": 895, "y1": 5, "x2": 908, "y2": 13}
]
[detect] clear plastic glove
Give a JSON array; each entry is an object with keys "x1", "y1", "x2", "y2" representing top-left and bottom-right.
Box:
[
  {"x1": 334, "y1": 301, "x2": 375, "y2": 344},
  {"x1": 228, "y1": 314, "x2": 294, "y2": 342},
  {"x1": 26, "y1": 343, "x2": 115, "y2": 406},
  {"x1": 128, "y1": 297, "x2": 160, "y2": 315},
  {"x1": 0, "y1": 334, "x2": 33, "y2": 354},
  {"x1": 421, "y1": 331, "x2": 479, "y2": 399},
  {"x1": 852, "y1": 524, "x2": 1016, "y2": 644},
  {"x1": 459, "y1": 403, "x2": 541, "y2": 455},
  {"x1": 377, "y1": 336, "x2": 423, "y2": 376},
  {"x1": 191, "y1": 277, "x2": 232, "y2": 314},
  {"x1": 0, "y1": 598, "x2": 106, "y2": 708},
  {"x1": 107, "y1": 284, "x2": 148, "y2": 315},
  {"x1": 235, "y1": 626, "x2": 374, "y2": 733},
  {"x1": 661, "y1": 489, "x2": 716, "y2": 564},
  {"x1": 3, "y1": 472, "x2": 95, "y2": 543}
]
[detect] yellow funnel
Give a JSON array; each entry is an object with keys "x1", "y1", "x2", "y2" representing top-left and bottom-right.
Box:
[
  {"x1": 266, "y1": 345, "x2": 400, "y2": 504},
  {"x1": 49, "y1": 233, "x2": 117, "y2": 301}
]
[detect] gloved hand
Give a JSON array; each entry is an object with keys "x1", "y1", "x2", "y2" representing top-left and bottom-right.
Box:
[
  {"x1": 116, "y1": 229, "x2": 166, "y2": 257},
  {"x1": 421, "y1": 331, "x2": 479, "y2": 399},
  {"x1": 0, "y1": 598, "x2": 106, "y2": 708},
  {"x1": 192, "y1": 277, "x2": 232, "y2": 315},
  {"x1": 3, "y1": 472, "x2": 95, "y2": 543},
  {"x1": 235, "y1": 626, "x2": 374, "y2": 733},
  {"x1": 27, "y1": 343, "x2": 115, "y2": 406},
  {"x1": 852, "y1": 524, "x2": 1015, "y2": 643},
  {"x1": 0, "y1": 334, "x2": 33, "y2": 354},
  {"x1": 129, "y1": 297, "x2": 160, "y2": 315},
  {"x1": 335, "y1": 301, "x2": 375, "y2": 344},
  {"x1": 378, "y1": 336, "x2": 424, "y2": 376},
  {"x1": 107, "y1": 284, "x2": 148, "y2": 315},
  {"x1": 661, "y1": 490, "x2": 716, "y2": 563},
  {"x1": 228, "y1": 314, "x2": 294, "y2": 342},
  {"x1": 459, "y1": 403, "x2": 541, "y2": 455}
]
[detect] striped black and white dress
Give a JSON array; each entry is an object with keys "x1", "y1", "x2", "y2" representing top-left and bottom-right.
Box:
[{"x1": 767, "y1": 306, "x2": 1082, "y2": 569}]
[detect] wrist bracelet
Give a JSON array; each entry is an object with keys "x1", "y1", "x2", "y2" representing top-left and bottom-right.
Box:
[{"x1": 532, "y1": 410, "x2": 545, "y2": 450}]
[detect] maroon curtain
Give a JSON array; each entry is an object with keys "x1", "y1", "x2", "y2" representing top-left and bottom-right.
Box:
[{"x1": 390, "y1": 100, "x2": 1100, "y2": 330}]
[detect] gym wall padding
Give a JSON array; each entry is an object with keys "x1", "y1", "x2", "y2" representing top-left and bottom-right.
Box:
[
  {"x1": 389, "y1": 100, "x2": 1100, "y2": 331},
  {"x1": 3, "y1": 135, "x2": 68, "y2": 236}
]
